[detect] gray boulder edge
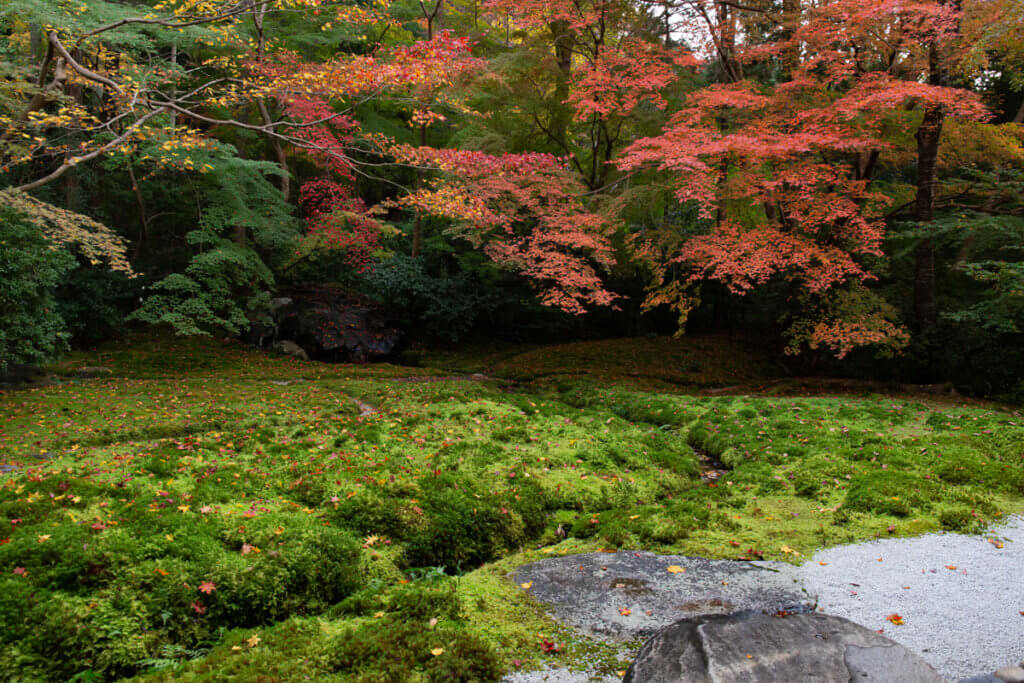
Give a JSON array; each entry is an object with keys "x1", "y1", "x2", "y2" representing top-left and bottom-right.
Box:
[
  {"x1": 624, "y1": 613, "x2": 945, "y2": 683},
  {"x1": 512, "y1": 551, "x2": 814, "y2": 641},
  {"x1": 272, "y1": 340, "x2": 309, "y2": 361}
]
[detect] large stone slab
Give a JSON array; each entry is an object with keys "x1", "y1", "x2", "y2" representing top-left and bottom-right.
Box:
[
  {"x1": 624, "y1": 613, "x2": 945, "y2": 683},
  {"x1": 512, "y1": 551, "x2": 814, "y2": 641}
]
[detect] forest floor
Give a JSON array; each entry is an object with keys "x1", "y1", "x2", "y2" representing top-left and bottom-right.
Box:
[{"x1": 1, "y1": 334, "x2": 1022, "y2": 681}]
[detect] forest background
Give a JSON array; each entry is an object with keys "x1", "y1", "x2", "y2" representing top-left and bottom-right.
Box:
[{"x1": 2, "y1": 0, "x2": 1023, "y2": 397}]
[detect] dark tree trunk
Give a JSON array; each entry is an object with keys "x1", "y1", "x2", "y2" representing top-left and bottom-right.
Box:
[
  {"x1": 412, "y1": 122, "x2": 427, "y2": 257},
  {"x1": 913, "y1": 103, "x2": 944, "y2": 332},
  {"x1": 549, "y1": 19, "x2": 573, "y2": 151}
]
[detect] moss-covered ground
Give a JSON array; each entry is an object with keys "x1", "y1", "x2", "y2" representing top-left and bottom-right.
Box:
[{"x1": 1, "y1": 335, "x2": 1022, "y2": 681}]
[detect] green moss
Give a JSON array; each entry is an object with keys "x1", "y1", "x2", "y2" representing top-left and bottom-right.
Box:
[{"x1": 0, "y1": 336, "x2": 1020, "y2": 680}]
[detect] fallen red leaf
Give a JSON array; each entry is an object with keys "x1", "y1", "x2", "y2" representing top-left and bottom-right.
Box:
[{"x1": 540, "y1": 639, "x2": 561, "y2": 654}]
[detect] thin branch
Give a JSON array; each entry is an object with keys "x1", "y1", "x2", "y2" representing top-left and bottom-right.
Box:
[
  {"x1": 50, "y1": 32, "x2": 124, "y2": 95},
  {"x1": 14, "y1": 108, "x2": 167, "y2": 192}
]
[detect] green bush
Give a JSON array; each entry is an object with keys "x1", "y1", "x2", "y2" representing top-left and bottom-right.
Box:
[
  {"x1": 57, "y1": 264, "x2": 140, "y2": 344},
  {"x1": 0, "y1": 206, "x2": 75, "y2": 371},
  {"x1": 363, "y1": 253, "x2": 496, "y2": 343}
]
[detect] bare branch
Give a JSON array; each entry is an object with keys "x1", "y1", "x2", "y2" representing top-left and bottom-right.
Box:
[
  {"x1": 49, "y1": 32, "x2": 124, "y2": 95},
  {"x1": 14, "y1": 108, "x2": 166, "y2": 192}
]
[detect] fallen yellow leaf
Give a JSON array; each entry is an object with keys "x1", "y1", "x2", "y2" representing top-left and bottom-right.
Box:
[
  {"x1": 667, "y1": 565, "x2": 685, "y2": 574},
  {"x1": 520, "y1": 581, "x2": 533, "y2": 589},
  {"x1": 431, "y1": 647, "x2": 444, "y2": 657}
]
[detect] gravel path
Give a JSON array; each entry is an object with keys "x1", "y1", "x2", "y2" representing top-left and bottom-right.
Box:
[{"x1": 801, "y1": 515, "x2": 1024, "y2": 681}]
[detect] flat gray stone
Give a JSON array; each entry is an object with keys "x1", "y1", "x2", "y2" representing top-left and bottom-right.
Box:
[
  {"x1": 995, "y1": 666, "x2": 1024, "y2": 683},
  {"x1": 512, "y1": 551, "x2": 813, "y2": 641},
  {"x1": 623, "y1": 613, "x2": 945, "y2": 683},
  {"x1": 74, "y1": 366, "x2": 113, "y2": 378},
  {"x1": 272, "y1": 340, "x2": 309, "y2": 361}
]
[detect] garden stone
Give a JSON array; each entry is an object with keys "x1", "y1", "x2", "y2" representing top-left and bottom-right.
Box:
[
  {"x1": 273, "y1": 340, "x2": 309, "y2": 361},
  {"x1": 269, "y1": 296, "x2": 293, "y2": 312},
  {"x1": 623, "y1": 613, "x2": 945, "y2": 683},
  {"x1": 512, "y1": 551, "x2": 813, "y2": 641},
  {"x1": 73, "y1": 366, "x2": 113, "y2": 378},
  {"x1": 994, "y1": 666, "x2": 1024, "y2": 683},
  {"x1": 273, "y1": 285, "x2": 401, "y2": 362}
]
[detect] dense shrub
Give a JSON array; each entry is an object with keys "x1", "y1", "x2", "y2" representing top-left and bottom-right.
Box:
[
  {"x1": 363, "y1": 254, "x2": 496, "y2": 342},
  {"x1": 0, "y1": 206, "x2": 75, "y2": 371},
  {"x1": 57, "y1": 264, "x2": 141, "y2": 344}
]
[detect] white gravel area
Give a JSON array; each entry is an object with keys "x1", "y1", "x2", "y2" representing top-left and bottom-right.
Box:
[
  {"x1": 801, "y1": 515, "x2": 1024, "y2": 681},
  {"x1": 502, "y1": 665, "x2": 620, "y2": 683}
]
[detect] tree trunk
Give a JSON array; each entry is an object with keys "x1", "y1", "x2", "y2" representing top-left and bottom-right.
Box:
[
  {"x1": 549, "y1": 19, "x2": 573, "y2": 151},
  {"x1": 780, "y1": 0, "x2": 801, "y2": 75},
  {"x1": 257, "y1": 99, "x2": 290, "y2": 201},
  {"x1": 127, "y1": 162, "x2": 149, "y2": 263},
  {"x1": 913, "y1": 103, "x2": 944, "y2": 332},
  {"x1": 412, "y1": 122, "x2": 427, "y2": 257}
]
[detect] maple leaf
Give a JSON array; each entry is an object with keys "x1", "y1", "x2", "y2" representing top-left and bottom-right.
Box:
[
  {"x1": 241, "y1": 543, "x2": 261, "y2": 555},
  {"x1": 520, "y1": 581, "x2": 533, "y2": 589},
  {"x1": 247, "y1": 634, "x2": 260, "y2": 648},
  {"x1": 666, "y1": 565, "x2": 686, "y2": 574},
  {"x1": 619, "y1": 607, "x2": 631, "y2": 616},
  {"x1": 540, "y1": 639, "x2": 561, "y2": 653},
  {"x1": 886, "y1": 614, "x2": 904, "y2": 625},
  {"x1": 37, "y1": 535, "x2": 50, "y2": 543},
  {"x1": 13, "y1": 567, "x2": 26, "y2": 576},
  {"x1": 431, "y1": 647, "x2": 445, "y2": 656},
  {"x1": 192, "y1": 602, "x2": 207, "y2": 615},
  {"x1": 198, "y1": 581, "x2": 216, "y2": 594}
]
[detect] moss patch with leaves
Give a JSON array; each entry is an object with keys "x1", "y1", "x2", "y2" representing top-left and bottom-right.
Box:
[{"x1": 0, "y1": 335, "x2": 1021, "y2": 681}]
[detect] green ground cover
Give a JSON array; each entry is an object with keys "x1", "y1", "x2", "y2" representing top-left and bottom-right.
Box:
[{"x1": 1, "y1": 335, "x2": 1022, "y2": 681}]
